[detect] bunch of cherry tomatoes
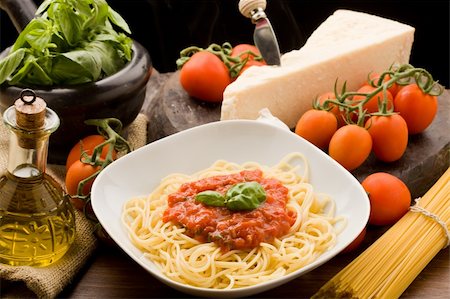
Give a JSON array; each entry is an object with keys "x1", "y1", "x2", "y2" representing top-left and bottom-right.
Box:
[
  {"x1": 177, "y1": 42, "x2": 266, "y2": 103},
  {"x1": 296, "y1": 64, "x2": 444, "y2": 253},
  {"x1": 295, "y1": 64, "x2": 444, "y2": 171}
]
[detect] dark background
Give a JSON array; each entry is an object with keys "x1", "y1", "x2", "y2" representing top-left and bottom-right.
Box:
[{"x1": 1, "y1": 0, "x2": 449, "y2": 86}]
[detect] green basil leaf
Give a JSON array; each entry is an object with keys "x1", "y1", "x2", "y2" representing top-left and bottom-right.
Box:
[
  {"x1": 195, "y1": 191, "x2": 226, "y2": 207},
  {"x1": 53, "y1": 4, "x2": 84, "y2": 46},
  {"x1": 11, "y1": 19, "x2": 54, "y2": 52},
  {"x1": 85, "y1": 40, "x2": 124, "y2": 76},
  {"x1": 72, "y1": 0, "x2": 93, "y2": 16},
  {"x1": 49, "y1": 54, "x2": 93, "y2": 85},
  {"x1": 114, "y1": 33, "x2": 133, "y2": 61},
  {"x1": 35, "y1": 0, "x2": 52, "y2": 16},
  {"x1": 0, "y1": 49, "x2": 25, "y2": 84},
  {"x1": 108, "y1": 7, "x2": 131, "y2": 34},
  {"x1": 225, "y1": 182, "x2": 266, "y2": 211},
  {"x1": 82, "y1": 0, "x2": 109, "y2": 31},
  {"x1": 10, "y1": 60, "x2": 53, "y2": 86},
  {"x1": 62, "y1": 48, "x2": 102, "y2": 81}
]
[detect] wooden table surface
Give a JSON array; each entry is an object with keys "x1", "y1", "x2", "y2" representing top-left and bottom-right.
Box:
[{"x1": 58, "y1": 227, "x2": 449, "y2": 298}]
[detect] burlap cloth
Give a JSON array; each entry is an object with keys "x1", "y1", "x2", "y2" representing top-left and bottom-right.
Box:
[{"x1": 0, "y1": 113, "x2": 148, "y2": 298}]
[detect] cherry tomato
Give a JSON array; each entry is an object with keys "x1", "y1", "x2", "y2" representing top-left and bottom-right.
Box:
[
  {"x1": 394, "y1": 83, "x2": 438, "y2": 134},
  {"x1": 328, "y1": 124, "x2": 372, "y2": 171},
  {"x1": 66, "y1": 135, "x2": 116, "y2": 171},
  {"x1": 365, "y1": 114, "x2": 408, "y2": 162},
  {"x1": 361, "y1": 172, "x2": 411, "y2": 226},
  {"x1": 366, "y1": 72, "x2": 398, "y2": 97},
  {"x1": 231, "y1": 44, "x2": 262, "y2": 61},
  {"x1": 353, "y1": 85, "x2": 394, "y2": 114},
  {"x1": 341, "y1": 227, "x2": 366, "y2": 254},
  {"x1": 295, "y1": 109, "x2": 337, "y2": 150},
  {"x1": 238, "y1": 60, "x2": 266, "y2": 76},
  {"x1": 179, "y1": 51, "x2": 231, "y2": 103},
  {"x1": 317, "y1": 92, "x2": 346, "y2": 127},
  {"x1": 65, "y1": 160, "x2": 101, "y2": 197}
]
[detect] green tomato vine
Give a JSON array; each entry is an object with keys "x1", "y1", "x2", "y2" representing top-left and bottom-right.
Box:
[
  {"x1": 315, "y1": 64, "x2": 444, "y2": 126},
  {"x1": 176, "y1": 42, "x2": 265, "y2": 79},
  {"x1": 70, "y1": 118, "x2": 132, "y2": 220}
]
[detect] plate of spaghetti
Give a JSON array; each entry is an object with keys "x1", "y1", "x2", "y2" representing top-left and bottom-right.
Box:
[{"x1": 91, "y1": 119, "x2": 370, "y2": 298}]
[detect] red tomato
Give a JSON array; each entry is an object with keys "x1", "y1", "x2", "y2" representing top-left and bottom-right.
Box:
[
  {"x1": 295, "y1": 109, "x2": 337, "y2": 149},
  {"x1": 317, "y1": 91, "x2": 346, "y2": 127},
  {"x1": 328, "y1": 124, "x2": 372, "y2": 171},
  {"x1": 366, "y1": 72, "x2": 398, "y2": 97},
  {"x1": 65, "y1": 160, "x2": 101, "y2": 197},
  {"x1": 66, "y1": 135, "x2": 116, "y2": 171},
  {"x1": 341, "y1": 227, "x2": 366, "y2": 253},
  {"x1": 238, "y1": 60, "x2": 266, "y2": 76},
  {"x1": 394, "y1": 84, "x2": 438, "y2": 134},
  {"x1": 353, "y1": 85, "x2": 394, "y2": 114},
  {"x1": 179, "y1": 51, "x2": 231, "y2": 103},
  {"x1": 365, "y1": 114, "x2": 408, "y2": 162},
  {"x1": 361, "y1": 172, "x2": 411, "y2": 226},
  {"x1": 231, "y1": 44, "x2": 262, "y2": 61}
]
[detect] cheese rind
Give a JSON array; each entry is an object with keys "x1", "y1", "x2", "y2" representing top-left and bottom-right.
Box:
[{"x1": 221, "y1": 10, "x2": 415, "y2": 128}]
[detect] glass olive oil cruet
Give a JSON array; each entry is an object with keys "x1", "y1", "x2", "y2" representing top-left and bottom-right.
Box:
[{"x1": 0, "y1": 89, "x2": 75, "y2": 266}]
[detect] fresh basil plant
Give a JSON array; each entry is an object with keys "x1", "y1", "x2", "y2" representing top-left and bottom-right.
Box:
[
  {"x1": 195, "y1": 181, "x2": 267, "y2": 211},
  {"x1": 0, "y1": 0, "x2": 132, "y2": 86}
]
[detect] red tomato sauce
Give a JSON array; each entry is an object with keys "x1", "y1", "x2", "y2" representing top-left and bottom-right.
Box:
[{"x1": 162, "y1": 169, "x2": 296, "y2": 251}]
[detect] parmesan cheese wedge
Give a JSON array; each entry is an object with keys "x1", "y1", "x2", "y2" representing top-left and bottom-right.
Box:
[{"x1": 221, "y1": 10, "x2": 415, "y2": 128}]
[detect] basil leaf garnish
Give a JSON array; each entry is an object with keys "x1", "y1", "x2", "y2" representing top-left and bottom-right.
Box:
[
  {"x1": 195, "y1": 182, "x2": 266, "y2": 211},
  {"x1": 225, "y1": 182, "x2": 266, "y2": 211},
  {"x1": 195, "y1": 191, "x2": 226, "y2": 207}
]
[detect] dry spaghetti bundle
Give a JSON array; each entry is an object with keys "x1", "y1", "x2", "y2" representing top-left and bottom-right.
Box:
[{"x1": 313, "y1": 167, "x2": 450, "y2": 299}]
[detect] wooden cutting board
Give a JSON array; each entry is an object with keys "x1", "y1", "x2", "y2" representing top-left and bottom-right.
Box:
[{"x1": 143, "y1": 71, "x2": 449, "y2": 199}]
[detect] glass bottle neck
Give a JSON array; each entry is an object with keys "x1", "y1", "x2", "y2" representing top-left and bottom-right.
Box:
[
  {"x1": 2, "y1": 104, "x2": 59, "y2": 179},
  {"x1": 7, "y1": 129, "x2": 50, "y2": 178}
]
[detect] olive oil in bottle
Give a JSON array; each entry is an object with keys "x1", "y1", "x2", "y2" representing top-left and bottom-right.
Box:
[{"x1": 0, "y1": 89, "x2": 76, "y2": 267}]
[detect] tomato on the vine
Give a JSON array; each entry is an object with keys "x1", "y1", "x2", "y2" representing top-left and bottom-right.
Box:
[
  {"x1": 295, "y1": 109, "x2": 337, "y2": 150},
  {"x1": 328, "y1": 124, "x2": 372, "y2": 171},
  {"x1": 317, "y1": 91, "x2": 346, "y2": 127},
  {"x1": 237, "y1": 60, "x2": 266, "y2": 76},
  {"x1": 394, "y1": 83, "x2": 438, "y2": 134},
  {"x1": 353, "y1": 85, "x2": 394, "y2": 114},
  {"x1": 231, "y1": 44, "x2": 262, "y2": 61},
  {"x1": 365, "y1": 114, "x2": 408, "y2": 162},
  {"x1": 179, "y1": 51, "x2": 231, "y2": 103},
  {"x1": 361, "y1": 172, "x2": 411, "y2": 226},
  {"x1": 66, "y1": 135, "x2": 116, "y2": 171},
  {"x1": 65, "y1": 160, "x2": 101, "y2": 197},
  {"x1": 366, "y1": 72, "x2": 398, "y2": 97}
]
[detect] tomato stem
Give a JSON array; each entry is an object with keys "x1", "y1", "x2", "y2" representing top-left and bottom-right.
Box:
[
  {"x1": 70, "y1": 118, "x2": 133, "y2": 223},
  {"x1": 177, "y1": 42, "x2": 265, "y2": 79},
  {"x1": 316, "y1": 64, "x2": 444, "y2": 127}
]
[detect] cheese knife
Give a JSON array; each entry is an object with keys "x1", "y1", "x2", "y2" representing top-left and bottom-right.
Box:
[{"x1": 239, "y1": 0, "x2": 281, "y2": 66}]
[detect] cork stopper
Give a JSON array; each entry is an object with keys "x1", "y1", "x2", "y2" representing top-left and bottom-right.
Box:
[
  {"x1": 14, "y1": 89, "x2": 47, "y2": 130},
  {"x1": 238, "y1": 0, "x2": 266, "y2": 18},
  {"x1": 13, "y1": 89, "x2": 47, "y2": 149}
]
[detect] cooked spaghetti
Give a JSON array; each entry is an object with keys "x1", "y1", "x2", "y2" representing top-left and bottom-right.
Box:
[{"x1": 122, "y1": 152, "x2": 345, "y2": 289}]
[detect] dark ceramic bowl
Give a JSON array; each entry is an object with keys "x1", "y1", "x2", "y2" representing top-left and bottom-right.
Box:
[{"x1": 0, "y1": 40, "x2": 152, "y2": 164}]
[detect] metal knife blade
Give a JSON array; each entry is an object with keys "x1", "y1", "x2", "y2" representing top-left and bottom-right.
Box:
[
  {"x1": 238, "y1": 0, "x2": 281, "y2": 66},
  {"x1": 253, "y1": 17, "x2": 281, "y2": 66}
]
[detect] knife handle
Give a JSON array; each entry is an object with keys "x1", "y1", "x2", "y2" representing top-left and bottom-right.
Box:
[{"x1": 239, "y1": 0, "x2": 267, "y2": 20}]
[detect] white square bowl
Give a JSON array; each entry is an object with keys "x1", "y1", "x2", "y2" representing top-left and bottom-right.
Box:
[{"x1": 91, "y1": 119, "x2": 370, "y2": 298}]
